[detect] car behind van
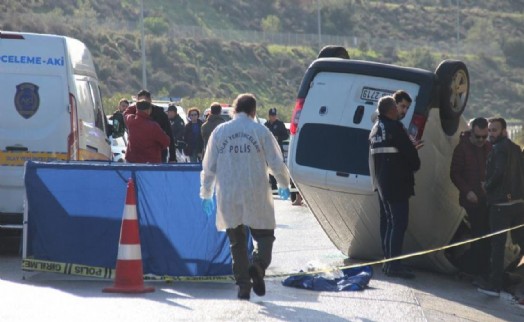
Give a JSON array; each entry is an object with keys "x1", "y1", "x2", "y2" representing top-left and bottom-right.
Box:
[
  {"x1": 0, "y1": 31, "x2": 111, "y2": 235},
  {"x1": 287, "y1": 57, "x2": 481, "y2": 273}
]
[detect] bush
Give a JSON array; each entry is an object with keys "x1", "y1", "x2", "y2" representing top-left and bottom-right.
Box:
[
  {"x1": 502, "y1": 38, "x2": 524, "y2": 67},
  {"x1": 144, "y1": 17, "x2": 169, "y2": 35}
]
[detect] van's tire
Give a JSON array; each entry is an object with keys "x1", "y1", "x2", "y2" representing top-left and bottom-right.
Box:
[
  {"x1": 317, "y1": 46, "x2": 350, "y2": 59},
  {"x1": 435, "y1": 60, "x2": 469, "y2": 120},
  {"x1": 440, "y1": 114, "x2": 461, "y2": 136}
]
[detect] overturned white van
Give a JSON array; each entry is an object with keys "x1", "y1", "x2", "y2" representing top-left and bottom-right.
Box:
[
  {"x1": 287, "y1": 57, "x2": 476, "y2": 273},
  {"x1": 0, "y1": 31, "x2": 111, "y2": 235}
]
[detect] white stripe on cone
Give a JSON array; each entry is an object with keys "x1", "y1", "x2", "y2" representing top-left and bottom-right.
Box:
[
  {"x1": 117, "y1": 244, "x2": 142, "y2": 260},
  {"x1": 123, "y1": 205, "x2": 137, "y2": 220}
]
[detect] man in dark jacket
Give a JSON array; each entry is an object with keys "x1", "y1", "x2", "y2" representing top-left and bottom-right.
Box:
[
  {"x1": 477, "y1": 117, "x2": 524, "y2": 297},
  {"x1": 201, "y1": 102, "x2": 225, "y2": 156},
  {"x1": 264, "y1": 108, "x2": 288, "y2": 153},
  {"x1": 369, "y1": 96, "x2": 420, "y2": 279},
  {"x1": 264, "y1": 108, "x2": 289, "y2": 191},
  {"x1": 167, "y1": 104, "x2": 185, "y2": 161},
  {"x1": 450, "y1": 117, "x2": 492, "y2": 275},
  {"x1": 135, "y1": 90, "x2": 176, "y2": 163},
  {"x1": 109, "y1": 98, "x2": 129, "y2": 139}
]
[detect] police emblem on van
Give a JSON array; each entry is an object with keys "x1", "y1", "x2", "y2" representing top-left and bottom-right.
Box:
[{"x1": 15, "y1": 82, "x2": 40, "y2": 119}]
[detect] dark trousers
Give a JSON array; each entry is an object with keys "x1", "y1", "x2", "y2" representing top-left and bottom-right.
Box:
[
  {"x1": 268, "y1": 174, "x2": 277, "y2": 191},
  {"x1": 226, "y1": 225, "x2": 275, "y2": 288},
  {"x1": 378, "y1": 194, "x2": 387, "y2": 255},
  {"x1": 488, "y1": 203, "x2": 524, "y2": 289},
  {"x1": 464, "y1": 204, "x2": 491, "y2": 274},
  {"x1": 380, "y1": 197, "x2": 409, "y2": 271}
]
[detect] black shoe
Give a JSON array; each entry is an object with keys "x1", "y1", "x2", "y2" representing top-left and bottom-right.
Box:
[
  {"x1": 237, "y1": 286, "x2": 251, "y2": 300},
  {"x1": 249, "y1": 264, "x2": 266, "y2": 296},
  {"x1": 386, "y1": 267, "x2": 415, "y2": 279}
]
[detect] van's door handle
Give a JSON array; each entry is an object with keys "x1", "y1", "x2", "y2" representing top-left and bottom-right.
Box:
[
  {"x1": 86, "y1": 145, "x2": 98, "y2": 153},
  {"x1": 336, "y1": 172, "x2": 349, "y2": 177},
  {"x1": 6, "y1": 145, "x2": 28, "y2": 152}
]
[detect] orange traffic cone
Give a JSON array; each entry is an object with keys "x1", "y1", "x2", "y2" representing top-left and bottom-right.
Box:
[{"x1": 103, "y1": 178, "x2": 154, "y2": 293}]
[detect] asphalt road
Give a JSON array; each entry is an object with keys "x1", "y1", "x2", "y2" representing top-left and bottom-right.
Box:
[{"x1": 1, "y1": 198, "x2": 523, "y2": 321}]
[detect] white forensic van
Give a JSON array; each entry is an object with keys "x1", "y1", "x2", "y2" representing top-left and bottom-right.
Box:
[{"x1": 0, "y1": 31, "x2": 111, "y2": 236}]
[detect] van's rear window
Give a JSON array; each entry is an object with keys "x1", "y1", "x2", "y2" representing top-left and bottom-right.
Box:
[{"x1": 296, "y1": 123, "x2": 370, "y2": 176}]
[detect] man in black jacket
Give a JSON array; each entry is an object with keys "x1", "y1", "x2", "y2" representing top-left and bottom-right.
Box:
[
  {"x1": 167, "y1": 104, "x2": 185, "y2": 161},
  {"x1": 477, "y1": 117, "x2": 524, "y2": 297},
  {"x1": 201, "y1": 102, "x2": 225, "y2": 156},
  {"x1": 136, "y1": 90, "x2": 176, "y2": 162},
  {"x1": 264, "y1": 108, "x2": 289, "y2": 191},
  {"x1": 109, "y1": 98, "x2": 129, "y2": 139},
  {"x1": 264, "y1": 108, "x2": 288, "y2": 153},
  {"x1": 369, "y1": 96, "x2": 420, "y2": 279}
]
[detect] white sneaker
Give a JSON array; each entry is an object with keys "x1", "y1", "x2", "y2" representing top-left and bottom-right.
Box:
[{"x1": 477, "y1": 286, "x2": 500, "y2": 297}]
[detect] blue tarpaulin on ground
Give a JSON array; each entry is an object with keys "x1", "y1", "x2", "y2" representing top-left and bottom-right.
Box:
[
  {"x1": 24, "y1": 161, "x2": 233, "y2": 277},
  {"x1": 282, "y1": 266, "x2": 373, "y2": 291}
]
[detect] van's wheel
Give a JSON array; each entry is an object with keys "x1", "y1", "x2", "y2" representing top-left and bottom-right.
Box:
[
  {"x1": 436, "y1": 60, "x2": 469, "y2": 120},
  {"x1": 440, "y1": 115, "x2": 460, "y2": 136}
]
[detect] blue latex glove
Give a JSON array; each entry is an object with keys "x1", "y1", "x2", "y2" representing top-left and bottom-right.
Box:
[
  {"x1": 201, "y1": 198, "x2": 215, "y2": 218},
  {"x1": 278, "y1": 187, "x2": 291, "y2": 200}
]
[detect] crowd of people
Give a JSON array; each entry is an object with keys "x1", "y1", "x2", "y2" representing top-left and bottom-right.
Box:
[
  {"x1": 109, "y1": 85, "x2": 524, "y2": 301},
  {"x1": 109, "y1": 91, "x2": 294, "y2": 300},
  {"x1": 110, "y1": 90, "x2": 291, "y2": 166},
  {"x1": 456, "y1": 117, "x2": 524, "y2": 297},
  {"x1": 369, "y1": 92, "x2": 524, "y2": 301}
]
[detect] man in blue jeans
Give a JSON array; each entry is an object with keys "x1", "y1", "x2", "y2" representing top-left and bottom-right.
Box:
[{"x1": 370, "y1": 96, "x2": 420, "y2": 279}]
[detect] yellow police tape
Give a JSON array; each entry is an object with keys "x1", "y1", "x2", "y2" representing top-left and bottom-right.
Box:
[{"x1": 21, "y1": 223, "x2": 524, "y2": 282}]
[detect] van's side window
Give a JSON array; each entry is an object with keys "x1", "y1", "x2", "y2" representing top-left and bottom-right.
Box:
[
  {"x1": 75, "y1": 79, "x2": 96, "y2": 123},
  {"x1": 88, "y1": 81, "x2": 105, "y2": 131}
]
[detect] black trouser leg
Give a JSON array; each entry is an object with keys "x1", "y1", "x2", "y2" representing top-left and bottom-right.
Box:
[
  {"x1": 268, "y1": 174, "x2": 277, "y2": 191},
  {"x1": 488, "y1": 205, "x2": 510, "y2": 290},
  {"x1": 384, "y1": 199, "x2": 409, "y2": 271},
  {"x1": 226, "y1": 225, "x2": 250, "y2": 287},
  {"x1": 378, "y1": 194, "x2": 387, "y2": 256},
  {"x1": 465, "y1": 204, "x2": 491, "y2": 274},
  {"x1": 250, "y1": 228, "x2": 276, "y2": 273}
]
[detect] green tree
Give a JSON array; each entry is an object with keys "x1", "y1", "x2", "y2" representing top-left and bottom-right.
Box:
[
  {"x1": 464, "y1": 18, "x2": 501, "y2": 56},
  {"x1": 261, "y1": 15, "x2": 280, "y2": 33},
  {"x1": 501, "y1": 38, "x2": 524, "y2": 67},
  {"x1": 73, "y1": 0, "x2": 98, "y2": 31},
  {"x1": 402, "y1": 47, "x2": 435, "y2": 70},
  {"x1": 144, "y1": 17, "x2": 169, "y2": 34}
]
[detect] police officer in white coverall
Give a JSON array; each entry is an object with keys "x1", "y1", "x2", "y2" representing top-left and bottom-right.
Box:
[{"x1": 200, "y1": 93, "x2": 290, "y2": 300}]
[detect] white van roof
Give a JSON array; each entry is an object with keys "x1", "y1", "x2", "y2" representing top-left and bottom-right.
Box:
[{"x1": 65, "y1": 37, "x2": 97, "y2": 78}]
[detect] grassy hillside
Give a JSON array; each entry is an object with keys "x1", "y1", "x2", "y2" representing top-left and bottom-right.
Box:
[{"x1": 1, "y1": 0, "x2": 523, "y2": 122}]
